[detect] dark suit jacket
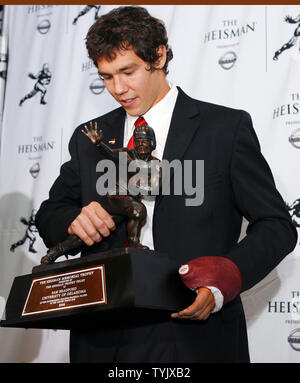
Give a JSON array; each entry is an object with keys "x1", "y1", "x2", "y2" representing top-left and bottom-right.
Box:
[{"x1": 36, "y1": 87, "x2": 297, "y2": 362}]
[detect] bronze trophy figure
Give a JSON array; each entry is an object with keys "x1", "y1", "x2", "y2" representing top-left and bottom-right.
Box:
[{"x1": 40, "y1": 121, "x2": 161, "y2": 264}]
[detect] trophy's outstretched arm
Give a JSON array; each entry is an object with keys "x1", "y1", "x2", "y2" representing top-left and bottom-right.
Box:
[{"x1": 82, "y1": 121, "x2": 124, "y2": 162}]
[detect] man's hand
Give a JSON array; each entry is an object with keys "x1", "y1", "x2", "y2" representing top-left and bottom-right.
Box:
[
  {"x1": 67, "y1": 201, "x2": 115, "y2": 246},
  {"x1": 171, "y1": 287, "x2": 215, "y2": 321}
]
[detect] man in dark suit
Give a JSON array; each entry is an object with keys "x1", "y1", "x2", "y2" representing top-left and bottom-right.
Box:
[{"x1": 36, "y1": 6, "x2": 297, "y2": 362}]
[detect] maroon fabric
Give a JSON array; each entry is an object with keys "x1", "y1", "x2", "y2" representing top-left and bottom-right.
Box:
[{"x1": 179, "y1": 256, "x2": 242, "y2": 304}]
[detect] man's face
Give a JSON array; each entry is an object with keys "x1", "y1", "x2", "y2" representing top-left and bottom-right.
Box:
[{"x1": 97, "y1": 47, "x2": 169, "y2": 116}]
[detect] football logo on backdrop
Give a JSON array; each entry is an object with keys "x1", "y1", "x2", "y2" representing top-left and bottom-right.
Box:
[
  {"x1": 273, "y1": 14, "x2": 300, "y2": 61},
  {"x1": 19, "y1": 63, "x2": 52, "y2": 106},
  {"x1": 286, "y1": 198, "x2": 300, "y2": 228},
  {"x1": 72, "y1": 5, "x2": 101, "y2": 25},
  {"x1": 10, "y1": 210, "x2": 38, "y2": 254},
  {"x1": 0, "y1": 52, "x2": 7, "y2": 80}
]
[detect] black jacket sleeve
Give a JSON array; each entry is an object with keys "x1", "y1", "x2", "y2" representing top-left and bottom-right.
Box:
[
  {"x1": 225, "y1": 111, "x2": 297, "y2": 291},
  {"x1": 35, "y1": 128, "x2": 82, "y2": 248}
]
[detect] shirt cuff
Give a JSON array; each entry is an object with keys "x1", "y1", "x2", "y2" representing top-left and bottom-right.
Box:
[
  {"x1": 194, "y1": 286, "x2": 223, "y2": 313},
  {"x1": 205, "y1": 286, "x2": 224, "y2": 313}
]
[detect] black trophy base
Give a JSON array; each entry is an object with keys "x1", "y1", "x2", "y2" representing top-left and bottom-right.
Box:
[{"x1": 1, "y1": 248, "x2": 194, "y2": 330}]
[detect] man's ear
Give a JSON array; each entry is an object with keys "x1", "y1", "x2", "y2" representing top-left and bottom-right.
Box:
[{"x1": 154, "y1": 45, "x2": 167, "y2": 69}]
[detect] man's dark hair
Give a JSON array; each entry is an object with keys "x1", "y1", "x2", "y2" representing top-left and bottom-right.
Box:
[{"x1": 85, "y1": 6, "x2": 173, "y2": 74}]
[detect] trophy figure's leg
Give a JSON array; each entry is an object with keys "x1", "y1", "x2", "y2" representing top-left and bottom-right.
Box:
[
  {"x1": 40, "y1": 235, "x2": 85, "y2": 264},
  {"x1": 125, "y1": 200, "x2": 148, "y2": 249},
  {"x1": 40, "y1": 246, "x2": 63, "y2": 264},
  {"x1": 104, "y1": 195, "x2": 149, "y2": 249}
]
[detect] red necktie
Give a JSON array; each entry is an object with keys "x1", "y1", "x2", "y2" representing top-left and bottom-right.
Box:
[{"x1": 127, "y1": 116, "x2": 147, "y2": 149}]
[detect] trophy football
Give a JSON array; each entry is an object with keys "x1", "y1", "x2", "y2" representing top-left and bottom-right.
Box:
[{"x1": 1, "y1": 122, "x2": 194, "y2": 330}]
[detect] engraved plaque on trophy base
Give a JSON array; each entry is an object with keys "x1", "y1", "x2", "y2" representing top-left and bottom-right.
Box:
[
  {"x1": 22, "y1": 265, "x2": 107, "y2": 317},
  {"x1": 1, "y1": 248, "x2": 194, "y2": 330}
]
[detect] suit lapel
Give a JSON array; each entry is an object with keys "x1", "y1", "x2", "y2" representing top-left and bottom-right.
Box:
[
  {"x1": 155, "y1": 88, "x2": 202, "y2": 208},
  {"x1": 162, "y1": 87, "x2": 201, "y2": 162}
]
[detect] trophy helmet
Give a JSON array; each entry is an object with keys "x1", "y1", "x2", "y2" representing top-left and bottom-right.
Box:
[{"x1": 133, "y1": 125, "x2": 156, "y2": 150}]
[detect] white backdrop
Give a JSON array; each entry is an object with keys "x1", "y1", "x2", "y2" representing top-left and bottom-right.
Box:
[{"x1": 0, "y1": 5, "x2": 299, "y2": 363}]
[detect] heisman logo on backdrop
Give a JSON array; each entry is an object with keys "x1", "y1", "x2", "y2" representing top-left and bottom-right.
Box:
[
  {"x1": 27, "y1": 5, "x2": 59, "y2": 35},
  {"x1": 288, "y1": 329, "x2": 300, "y2": 351},
  {"x1": 17, "y1": 135, "x2": 55, "y2": 179},
  {"x1": 81, "y1": 59, "x2": 106, "y2": 95},
  {"x1": 204, "y1": 18, "x2": 257, "y2": 70},
  {"x1": 19, "y1": 63, "x2": 52, "y2": 106},
  {"x1": 273, "y1": 14, "x2": 300, "y2": 61},
  {"x1": 272, "y1": 92, "x2": 300, "y2": 149},
  {"x1": 37, "y1": 19, "x2": 51, "y2": 35}
]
